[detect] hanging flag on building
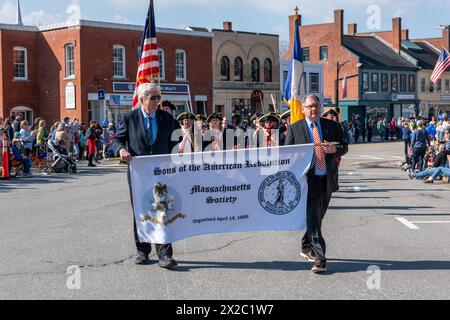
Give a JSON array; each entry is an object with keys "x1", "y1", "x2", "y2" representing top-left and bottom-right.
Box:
[
  {"x1": 430, "y1": 48, "x2": 450, "y2": 84},
  {"x1": 132, "y1": 0, "x2": 160, "y2": 110},
  {"x1": 342, "y1": 75, "x2": 348, "y2": 99},
  {"x1": 283, "y1": 14, "x2": 306, "y2": 124}
]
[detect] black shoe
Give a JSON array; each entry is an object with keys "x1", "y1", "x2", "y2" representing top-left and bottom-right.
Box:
[
  {"x1": 159, "y1": 255, "x2": 177, "y2": 269},
  {"x1": 311, "y1": 261, "x2": 327, "y2": 273},
  {"x1": 135, "y1": 252, "x2": 150, "y2": 265},
  {"x1": 88, "y1": 163, "x2": 96, "y2": 167}
]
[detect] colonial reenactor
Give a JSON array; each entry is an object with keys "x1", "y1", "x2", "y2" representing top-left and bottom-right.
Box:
[
  {"x1": 256, "y1": 112, "x2": 281, "y2": 148},
  {"x1": 195, "y1": 114, "x2": 207, "y2": 132},
  {"x1": 322, "y1": 109, "x2": 339, "y2": 122},
  {"x1": 232, "y1": 113, "x2": 245, "y2": 149},
  {"x1": 160, "y1": 100, "x2": 181, "y2": 131},
  {"x1": 204, "y1": 113, "x2": 224, "y2": 151},
  {"x1": 279, "y1": 109, "x2": 291, "y2": 146},
  {"x1": 322, "y1": 108, "x2": 345, "y2": 167},
  {"x1": 161, "y1": 100, "x2": 177, "y2": 117},
  {"x1": 194, "y1": 114, "x2": 207, "y2": 152},
  {"x1": 177, "y1": 112, "x2": 196, "y2": 154}
]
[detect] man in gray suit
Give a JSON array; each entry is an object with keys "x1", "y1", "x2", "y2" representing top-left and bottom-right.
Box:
[{"x1": 285, "y1": 94, "x2": 348, "y2": 273}]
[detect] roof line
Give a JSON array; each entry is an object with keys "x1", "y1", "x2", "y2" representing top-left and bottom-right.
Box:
[
  {"x1": 421, "y1": 41, "x2": 441, "y2": 54},
  {"x1": 1, "y1": 20, "x2": 213, "y2": 37}
]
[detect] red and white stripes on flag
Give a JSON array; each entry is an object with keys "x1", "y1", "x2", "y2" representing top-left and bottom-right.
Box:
[
  {"x1": 430, "y1": 48, "x2": 450, "y2": 84},
  {"x1": 132, "y1": 0, "x2": 160, "y2": 110},
  {"x1": 342, "y1": 75, "x2": 348, "y2": 99}
]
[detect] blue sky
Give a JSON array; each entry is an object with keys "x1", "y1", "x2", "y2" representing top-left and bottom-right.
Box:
[{"x1": 0, "y1": 0, "x2": 448, "y2": 41}]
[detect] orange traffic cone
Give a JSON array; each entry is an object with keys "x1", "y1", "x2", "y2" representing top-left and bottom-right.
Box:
[{"x1": 1, "y1": 134, "x2": 10, "y2": 179}]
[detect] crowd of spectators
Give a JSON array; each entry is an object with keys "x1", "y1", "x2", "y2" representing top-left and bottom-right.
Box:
[{"x1": 0, "y1": 112, "x2": 116, "y2": 177}]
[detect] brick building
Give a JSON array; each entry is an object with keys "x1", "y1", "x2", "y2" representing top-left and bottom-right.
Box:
[
  {"x1": 0, "y1": 19, "x2": 213, "y2": 125},
  {"x1": 356, "y1": 22, "x2": 450, "y2": 117},
  {"x1": 283, "y1": 10, "x2": 421, "y2": 123},
  {"x1": 212, "y1": 22, "x2": 280, "y2": 120}
]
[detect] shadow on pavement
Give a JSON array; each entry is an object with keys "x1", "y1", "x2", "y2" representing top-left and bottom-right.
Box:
[
  {"x1": 170, "y1": 259, "x2": 450, "y2": 275},
  {"x1": 326, "y1": 258, "x2": 450, "y2": 275},
  {"x1": 0, "y1": 167, "x2": 126, "y2": 193},
  {"x1": 328, "y1": 205, "x2": 433, "y2": 210}
]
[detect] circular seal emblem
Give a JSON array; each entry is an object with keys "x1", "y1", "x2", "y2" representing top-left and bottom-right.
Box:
[{"x1": 258, "y1": 171, "x2": 301, "y2": 215}]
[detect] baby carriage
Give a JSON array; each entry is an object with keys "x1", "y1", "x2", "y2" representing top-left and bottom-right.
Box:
[{"x1": 47, "y1": 140, "x2": 77, "y2": 174}]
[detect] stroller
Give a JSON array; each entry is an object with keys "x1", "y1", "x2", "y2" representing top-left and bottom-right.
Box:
[{"x1": 47, "y1": 140, "x2": 77, "y2": 174}]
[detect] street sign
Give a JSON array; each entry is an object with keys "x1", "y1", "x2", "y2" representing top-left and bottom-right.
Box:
[{"x1": 98, "y1": 89, "x2": 105, "y2": 101}]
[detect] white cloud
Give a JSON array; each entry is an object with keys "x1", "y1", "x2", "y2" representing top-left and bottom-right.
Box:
[
  {"x1": 22, "y1": 10, "x2": 63, "y2": 26},
  {"x1": 19, "y1": 1, "x2": 81, "y2": 26},
  {"x1": 112, "y1": 14, "x2": 129, "y2": 24},
  {"x1": 66, "y1": 2, "x2": 81, "y2": 23},
  {"x1": 0, "y1": 1, "x2": 16, "y2": 24}
]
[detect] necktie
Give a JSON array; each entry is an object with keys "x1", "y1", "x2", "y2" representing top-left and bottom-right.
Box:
[
  {"x1": 146, "y1": 116, "x2": 153, "y2": 146},
  {"x1": 312, "y1": 122, "x2": 326, "y2": 170}
]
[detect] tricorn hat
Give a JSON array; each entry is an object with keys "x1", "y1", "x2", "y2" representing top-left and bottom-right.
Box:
[
  {"x1": 322, "y1": 108, "x2": 339, "y2": 118},
  {"x1": 161, "y1": 100, "x2": 176, "y2": 111},
  {"x1": 259, "y1": 112, "x2": 280, "y2": 125},
  {"x1": 195, "y1": 114, "x2": 207, "y2": 121},
  {"x1": 177, "y1": 112, "x2": 196, "y2": 122},
  {"x1": 207, "y1": 113, "x2": 223, "y2": 123}
]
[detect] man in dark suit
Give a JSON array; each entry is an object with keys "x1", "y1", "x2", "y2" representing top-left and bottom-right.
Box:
[
  {"x1": 285, "y1": 94, "x2": 348, "y2": 273},
  {"x1": 113, "y1": 83, "x2": 178, "y2": 269}
]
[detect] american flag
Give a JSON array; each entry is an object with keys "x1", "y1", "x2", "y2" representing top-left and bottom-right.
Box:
[
  {"x1": 430, "y1": 48, "x2": 450, "y2": 84},
  {"x1": 132, "y1": 0, "x2": 160, "y2": 110},
  {"x1": 342, "y1": 74, "x2": 348, "y2": 99}
]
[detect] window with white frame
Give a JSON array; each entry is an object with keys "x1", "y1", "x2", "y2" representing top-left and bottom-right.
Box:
[
  {"x1": 65, "y1": 44, "x2": 75, "y2": 78},
  {"x1": 158, "y1": 49, "x2": 165, "y2": 80},
  {"x1": 113, "y1": 45, "x2": 126, "y2": 78},
  {"x1": 13, "y1": 47, "x2": 28, "y2": 80},
  {"x1": 175, "y1": 49, "x2": 186, "y2": 81}
]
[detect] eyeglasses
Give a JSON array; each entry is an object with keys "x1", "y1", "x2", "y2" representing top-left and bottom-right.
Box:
[
  {"x1": 147, "y1": 95, "x2": 161, "y2": 101},
  {"x1": 303, "y1": 104, "x2": 320, "y2": 109}
]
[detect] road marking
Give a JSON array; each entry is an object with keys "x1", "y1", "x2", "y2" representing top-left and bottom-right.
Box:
[
  {"x1": 396, "y1": 217, "x2": 419, "y2": 229},
  {"x1": 410, "y1": 221, "x2": 450, "y2": 224},
  {"x1": 396, "y1": 217, "x2": 450, "y2": 229}
]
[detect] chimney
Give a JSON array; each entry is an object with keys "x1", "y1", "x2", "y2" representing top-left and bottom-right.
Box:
[
  {"x1": 444, "y1": 25, "x2": 450, "y2": 52},
  {"x1": 223, "y1": 22, "x2": 232, "y2": 31},
  {"x1": 348, "y1": 23, "x2": 357, "y2": 36},
  {"x1": 392, "y1": 17, "x2": 402, "y2": 52},
  {"x1": 402, "y1": 29, "x2": 409, "y2": 41},
  {"x1": 334, "y1": 10, "x2": 344, "y2": 45}
]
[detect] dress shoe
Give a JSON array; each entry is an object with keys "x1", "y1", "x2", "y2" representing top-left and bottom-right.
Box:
[
  {"x1": 311, "y1": 261, "x2": 327, "y2": 273},
  {"x1": 159, "y1": 255, "x2": 178, "y2": 269},
  {"x1": 300, "y1": 250, "x2": 316, "y2": 262},
  {"x1": 135, "y1": 252, "x2": 150, "y2": 265}
]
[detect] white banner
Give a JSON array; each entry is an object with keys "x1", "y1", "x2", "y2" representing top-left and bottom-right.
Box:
[{"x1": 129, "y1": 144, "x2": 314, "y2": 244}]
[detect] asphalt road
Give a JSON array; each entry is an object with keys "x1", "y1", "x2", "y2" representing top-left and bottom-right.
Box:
[{"x1": 1, "y1": 141, "x2": 449, "y2": 300}]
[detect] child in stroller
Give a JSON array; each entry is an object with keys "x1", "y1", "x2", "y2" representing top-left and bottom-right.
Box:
[{"x1": 47, "y1": 139, "x2": 77, "y2": 173}]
